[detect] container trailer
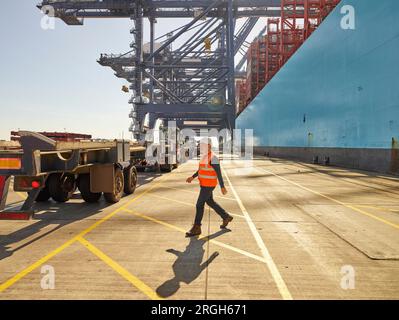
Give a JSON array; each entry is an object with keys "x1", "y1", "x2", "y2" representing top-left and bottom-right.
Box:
[
  {"x1": 132, "y1": 125, "x2": 184, "y2": 173},
  {"x1": 0, "y1": 131, "x2": 147, "y2": 220}
]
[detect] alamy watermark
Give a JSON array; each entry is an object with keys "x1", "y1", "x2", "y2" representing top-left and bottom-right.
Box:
[
  {"x1": 40, "y1": 5, "x2": 55, "y2": 30},
  {"x1": 144, "y1": 121, "x2": 254, "y2": 168},
  {"x1": 340, "y1": 265, "x2": 355, "y2": 290},
  {"x1": 340, "y1": 5, "x2": 356, "y2": 30},
  {"x1": 40, "y1": 264, "x2": 55, "y2": 290}
]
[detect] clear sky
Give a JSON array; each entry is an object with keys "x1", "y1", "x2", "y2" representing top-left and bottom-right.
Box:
[{"x1": 0, "y1": 2, "x2": 265, "y2": 140}]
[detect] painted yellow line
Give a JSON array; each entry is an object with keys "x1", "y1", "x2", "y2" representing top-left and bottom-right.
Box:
[
  {"x1": 0, "y1": 237, "x2": 76, "y2": 292},
  {"x1": 222, "y1": 165, "x2": 293, "y2": 300},
  {"x1": 0, "y1": 176, "x2": 167, "y2": 293},
  {"x1": 163, "y1": 186, "x2": 237, "y2": 201},
  {"x1": 77, "y1": 237, "x2": 161, "y2": 300},
  {"x1": 147, "y1": 192, "x2": 196, "y2": 207},
  {"x1": 5, "y1": 200, "x2": 25, "y2": 207},
  {"x1": 255, "y1": 166, "x2": 399, "y2": 231},
  {"x1": 350, "y1": 204, "x2": 399, "y2": 213},
  {"x1": 16, "y1": 192, "x2": 27, "y2": 200},
  {"x1": 73, "y1": 178, "x2": 166, "y2": 240},
  {"x1": 145, "y1": 193, "x2": 245, "y2": 219},
  {"x1": 286, "y1": 161, "x2": 399, "y2": 199},
  {"x1": 123, "y1": 208, "x2": 266, "y2": 263}
]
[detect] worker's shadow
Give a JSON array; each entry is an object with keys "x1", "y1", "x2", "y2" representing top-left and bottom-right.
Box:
[{"x1": 156, "y1": 229, "x2": 230, "y2": 298}]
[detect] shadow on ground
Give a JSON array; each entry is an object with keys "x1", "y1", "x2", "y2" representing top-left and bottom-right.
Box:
[
  {"x1": 156, "y1": 229, "x2": 230, "y2": 298},
  {"x1": 0, "y1": 172, "x2": 163, "y2": 261}
]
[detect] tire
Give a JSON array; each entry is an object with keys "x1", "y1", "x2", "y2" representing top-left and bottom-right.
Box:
[
  {"x1": 35, "y1": 186, "x2": 51, "y2": 202},
  {"x1": 160, "y1": 164, "x2": 173, "y2": 172},
  {"x1": 78, "y1": 174, "x2": 102, "y2": 203},
  {"x1": 48, "y1": 173, "x2": 75, "y2": 203},
  {"x1": 123, "y1": 166, "x2": 137, "y2": 195},
  {"x1": 104, "y1": 168, "x2": 124, "y2": 204},
  {"x1": 29, "y1": 184, "x2": 51, "y2": 202}
]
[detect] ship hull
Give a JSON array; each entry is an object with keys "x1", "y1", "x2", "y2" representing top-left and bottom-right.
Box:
[{"x1": 237, "y1": 0, "x2": 399, "y2": 174}]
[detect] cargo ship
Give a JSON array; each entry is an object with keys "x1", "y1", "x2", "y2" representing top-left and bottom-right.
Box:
[{"x1": 236, "y1": 0, "x2": 399, "y2": 174}]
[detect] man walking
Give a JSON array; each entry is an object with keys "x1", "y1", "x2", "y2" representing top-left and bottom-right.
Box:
[{"x1": 185, "y1": 139, "x2": 233, "y2": 237}]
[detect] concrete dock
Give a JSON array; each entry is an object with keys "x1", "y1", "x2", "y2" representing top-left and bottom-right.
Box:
[{"x1": 0, "y1": 157, "x2": 398, "y2": 300}]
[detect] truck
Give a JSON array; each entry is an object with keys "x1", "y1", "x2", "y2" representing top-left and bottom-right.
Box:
[
  {"x1": 131, "y1": 124, "x2": 184, "y2": 173},
  {"x1": 0, "y1": 131, "x2": 146, "y2": 220}
]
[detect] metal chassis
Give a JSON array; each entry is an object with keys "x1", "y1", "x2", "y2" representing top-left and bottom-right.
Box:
[{"x1": 0, "y1": 132, "x2": 133, "y2": 218}]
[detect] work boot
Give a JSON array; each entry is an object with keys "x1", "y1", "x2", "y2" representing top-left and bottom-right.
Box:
[
  {"x1": 220, "y1": 215, "x2": 234, "y2": 229},
  {"x1": 185, "y1": 224, "x2": 202, "y2": 237}
]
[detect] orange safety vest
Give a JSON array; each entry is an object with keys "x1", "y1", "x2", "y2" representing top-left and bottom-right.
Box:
[{"x1": 198, "y1": 152, "x2": 218, "y2": 187}]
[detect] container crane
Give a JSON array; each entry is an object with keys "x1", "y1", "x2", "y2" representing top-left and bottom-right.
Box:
[{"x1": 37, "y1": 0, "x2": 282, "y2": 141}]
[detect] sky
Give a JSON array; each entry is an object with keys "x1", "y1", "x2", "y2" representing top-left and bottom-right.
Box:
[{"x1": 0, "y1": 1, "x2": 266, "y2": 140}]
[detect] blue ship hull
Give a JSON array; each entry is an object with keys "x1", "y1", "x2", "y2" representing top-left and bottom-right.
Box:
[{"x1": 236, "y1": 0, "x2": 399, "y2": 174}]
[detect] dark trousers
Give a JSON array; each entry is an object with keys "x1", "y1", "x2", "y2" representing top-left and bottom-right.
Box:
[{"x1": 194, "y1": 187, "x2": 229, "y2": 225}]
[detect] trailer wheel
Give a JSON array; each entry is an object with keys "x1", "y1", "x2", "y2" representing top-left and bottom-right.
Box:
[
  {"x1": 78, "y1": 174, "x2": 102, "y2": 203},
  {"x1": 124, "y1": 166, "x2": 137, "y2": 195},
  {"x1": 29, "y1": 184, "x2": 51, "y2": 202},
  {"x1": 160, "y1": 164, "x2": 173, "y2": 172},
  {"x1": 154, "y1": 162, "x2": 161, "y2": 173},
  {"x1": 48, "y1": 173, "x2": 75, "y2": 203},
  {"x1": 104, "y1": 168, "x2": 124, "y2": 204},
  {"x1": 35, "y1": 185, "x2": 51, "y2": 202}
]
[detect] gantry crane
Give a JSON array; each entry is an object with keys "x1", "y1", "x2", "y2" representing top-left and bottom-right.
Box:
[{"x1": 37, "y1": 0, "x2": 282, "y2": 140}]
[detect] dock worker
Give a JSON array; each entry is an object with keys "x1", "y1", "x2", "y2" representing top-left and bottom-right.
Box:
[{"x1": 185, "y1": 138, "x2": 233, "y2": 237}]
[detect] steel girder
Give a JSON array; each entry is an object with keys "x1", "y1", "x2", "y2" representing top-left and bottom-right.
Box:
[
  {"x1": 38, "y1": 0, "x2": 281, "y2": 140},
  {"x1": 38, "y1": 1, "x2": 282, "y2": 20},
  {"x1": 134, "y1": 103, "x2": 230, "y2": 130}
]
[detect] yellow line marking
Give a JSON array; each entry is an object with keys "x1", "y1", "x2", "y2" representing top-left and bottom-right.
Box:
[
  {"x1": 350, "y1": 204, "x2": 399, "y2": 213},
  {"x1": 0, "y1": 175, "x2": 167, "y2": 293},
  {"x1": 145, "y1": 193, "x2": 245, "y2": 219},
  {"x1": 16, "y1": 192, "x2": 27, "y2": 200},
  {"x1": 286, "y1": 161, "x2": 399, "y2": 199},
  {"x1": 0, "y1": 237, "x2": 76, "y2": 292},
  {"x1": 163, "y1": 186, "x2": 236, "y2": 201},
  {"x1": 222, "y1": 165, "x2": 293, "y2": 300},
  {"x1": 147, "y1": 193, "x2": 196, "y2": 207},
  {"x1": 255, "y1": 166, "x2": 399, "y2": 231},
  {"x1": 5, "y1": 199, "x2": 25, "y2": 207},
  {"x1": 77, "y1": 237, "x2": 161, "y2": 300},
  {"x1": 122, "y1": 209, "x2": 266, "y2": 263}
]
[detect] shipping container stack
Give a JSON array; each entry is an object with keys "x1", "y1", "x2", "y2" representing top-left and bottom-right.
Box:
[
  {"x1": 236, "y1": 0, "x2": 340, "y2": 114},
  {"x1": 10, "y1": 131, "x2": 92, "y2": 142},
  {"x1": 279, "y1": 0, "x2": 305, "y2": 68},
  {"x1": 320, "y1": 0, "x2": 341, "y2": 20},
  {"x1": 303, "y1": 0, "x2": 322, "y2": 39},
  {"x1": 235, "y1": 80, "x2": 247, "y2": 115},
  {"x1": 245, "y1": 37, "x2": 267, "y2": 106},
  {"x1": 303, "y1": 0, "x2": 339, "y2": 39},
  {"x1": 265, "y1": 18, "x2": 281, "y2": 85}
]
